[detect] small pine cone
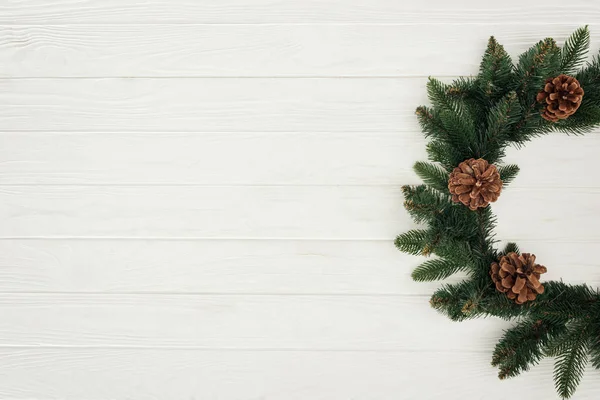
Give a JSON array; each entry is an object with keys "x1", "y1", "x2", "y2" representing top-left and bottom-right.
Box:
[
  {"x1": 490, "y1": 252, "x2": 547, "y2": 305},
  {"x1": 536, "y1": 74, "x2": 584, "y2": 122},
  {"x1": 448, "y1": 158, "x2": 502, "y2": 210}
]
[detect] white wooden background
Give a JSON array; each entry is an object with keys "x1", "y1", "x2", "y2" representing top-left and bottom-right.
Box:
[{"x1": 1, "y1": 1, "x2": 600, "y2": 399}]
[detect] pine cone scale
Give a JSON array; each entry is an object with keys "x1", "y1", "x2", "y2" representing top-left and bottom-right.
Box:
[
  {"x1": 490, "y1": 252, "x2": 547, "y2": 304},
  {"x1": 537, "y1": 74, "x2": 584, "y2": 122},
  {"x1": 448, "y1": 158, "x2": 503, "y2": 210}
]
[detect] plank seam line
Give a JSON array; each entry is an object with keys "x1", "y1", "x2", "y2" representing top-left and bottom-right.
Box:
[
  {"x1": 0, "y1": 237, "x2": 598, "y2": 243},
  {"x1": 0, "y1": 22, "x2": 593, "y2": 26},
  {"x1": 0, "y1": 344, "x2": 491, "y2": 353},
  {"x1": 0, "y1": 291, "x2": 430, "y2": 297},
  {"x1": 2, "y1": 183, "x2": 600, "y2": 189},
  {"x1": 0, "y1": 75, "x2": 445, "y2": 79}
]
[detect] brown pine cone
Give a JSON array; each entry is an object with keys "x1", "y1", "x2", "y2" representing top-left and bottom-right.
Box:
[
  {"x1": 536, "y1": 74, "x2": 584, "y2": 122},
  {"x1": 490, "y1": 252, "x2": 547, "y2": 305},
  {"x1": 448, "y1": 158, "x2": 502, "y2": 211}
]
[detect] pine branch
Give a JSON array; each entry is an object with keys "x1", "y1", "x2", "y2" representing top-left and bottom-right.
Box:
[
  {"x1": 426, "y1": 140, "x2": 461, "y2": 170},
  {"x1": 498, "y1": 164, "x2": 520, "y2": 186},
  {"x1": 429, "y1": 281, "x2": 483, "y2": 321},
  {"x1": 549, "y1": 322, "x2": 590, "y2": 399},
  {"x1": 478, "y1": 36, "x2": 515, "y2": 98},
  {"x1": 551, "y1": 104, "x2": 600, "y2": 134},
  {"x1": 492, "y1": 318, "x2": 567, "y2": 380},
  {"x1": 402, "y1": 185, "x2": 449, "y2": 224},
  {"x1": 511, "y1": 38, "x2": 561, "y2": 143},
  {"x1": 561, "y1": 25, "x2": 590, "y2": 74},
  {"x1": 416, "y1": 106, "x2": 477, "y2": 162},
  {"x1": 589, "y1": 323, "x2": 600, "y2": 369},
  {"x1": 515, "y1": 37, "x2": 561, "y2": 97},
  {"x1": 398, "y1": 27, "x2": 600, "y2": 400},
  {"x1": 411, "y1": 258, "x2": 471, "y2": 282},
  {"x1": 502, "y1": 242, "x2": 520, "y2": 255},
  {"x1": 481, "y1": 92, "x2": 521, "y2": 162},
  {"x1": 394, "y1": 229, "x2": 433, "y2": 256},
  {"x1": 413, "y1": 161, "x2": 449, "y2": 192},
  {"x1": 427, "y1": 78, "x2": 463, "y2": 115}
]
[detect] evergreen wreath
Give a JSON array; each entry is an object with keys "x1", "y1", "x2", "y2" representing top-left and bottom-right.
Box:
[{"x1": 395, "y1": 26, "x2": 600, "y2": 399}]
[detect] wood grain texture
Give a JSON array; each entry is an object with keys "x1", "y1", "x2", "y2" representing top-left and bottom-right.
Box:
[
  {"x1": 0, "y1": 292, "x2": 514, "y2": 349},
  {"x1": 1, "y1": 185, "x2": 600, "y2": 240},
  {"x1": 2, "y1": 132, "x2": 600, "y2": 186},
  {"x1": 3, "y1": 0, "x2": 600, "y2": 398},
  {"x1": 0, "y1": 185, "x2": 405, "y2": 239},
  {"x1": 0, "y1": 78, "x2": 424, "y2": 132},
  {"x1": 1, "y1": 0, "x2": 598, "y2": 24},
  {"x1": 0, "y1": 239, "x2": 597, "y2": 295},
  {"x1": 2, "y1": 24, "x2": 599, "y2": 77},
  {"x1": 4, "y1": 349, "x2": 596, "y2": 400}
]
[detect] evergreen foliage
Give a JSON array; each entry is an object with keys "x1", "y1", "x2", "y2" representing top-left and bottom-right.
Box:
[{"x1": 395, "y1": 27, "x2": 600, "y2": 399}]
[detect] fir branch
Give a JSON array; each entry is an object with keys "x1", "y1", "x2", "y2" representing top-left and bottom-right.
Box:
[
  {"x1": 576, "y1": 54, "x2": 600, "y2": 106},
  {"x1": 481, "y1": 92, "x2": 521, "y2": 162},
  {"x1": 427, "y1": 78, "x2": 463, "y2": 114},
  {"x1": 394, "y1": 229, "x2": 433, "y2": 256},
  {"x1": 561, "y1": 26, "x2": 590, "y2": 75},
  {"x1": 411, "y1": 258, "x2": 470, "y2": 282},
  {"x1": 416, "y1": 106, "x2": 477, "y2": 162},
  {"x1": 502, "y1": 242, "x2": 520, "y2": 255},
  {"x1": 402, "y1": 185, "x2": 449, "y2": 224},
  {"x1": 551, "y1": 104, "x2": 600, "y2": 134},
  {"x1": 549, "y1": 322, "x2": 590, "y2": 399},
  {"x1": 498, "y1": 164, "x2": 520, "y2": 186},
  {"x1": 492, "y1": 318, "x2": 567, "y2": 380},
  {"x1": 413, "y1": 161, "x2": 449, "y2": 192},
  {"x1": 511, "y1": 38, "x2": 561, "y2": 143},
  {"x1": 430, "y1": 281, "x2": 482, "y2": 321},
  {"x1": 515, "y1": 37, "x2": 561, "y2": 96},
  {"x1": 426, "y1": 140, "x2": 460, "y2": 171},
  {"x1": 478, "y1": 36, "x2": 515, "y2": 98},
  {"x1": 398, "y1": 27, "x2": 600, "y2": 399}
]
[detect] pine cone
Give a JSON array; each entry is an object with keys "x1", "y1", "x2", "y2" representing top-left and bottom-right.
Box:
[
  {"x1": 448, "y1": 158, "x2": 502, "y2": 210},
  {"x1": 536, "y1": 74, "x2": 584, "y2": 122},
  {"x1": 490, "y1": 252, "x2": 547, "y2": 305}
]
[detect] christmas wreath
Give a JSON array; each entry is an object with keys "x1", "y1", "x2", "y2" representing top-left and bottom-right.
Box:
[{"x1": 395, "y1": 26, "x2": 600, "y2": 399}]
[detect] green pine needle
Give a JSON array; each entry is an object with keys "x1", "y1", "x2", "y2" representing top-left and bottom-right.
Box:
[
  {"x1": 478, "y1": 36, "x2": 514, "y2": 96},
  {"x1": 398, "y1": 27, "x2": 600, "y2": 399},
  {"x1": 413, "y1": 161, "x2": 449, "y2": 192},
  {"x1": 492, "y1": 319, "x2": 566, "y2": 380},
  {"x1": 551, "y1": 324, "x2": 590, "y2": 399},
  {"x1": 394, "y1": 230, "x2": 432, "y2": 256},
  {"x1": 498, "y1": 164, "x2": 520, "y2": 186},
  {"x1": 411, "y1": 258, "x2": 468, "y2": 282},
  {"x1": 502, "y1": 242, "x2": 520, "y2": 255},
  {"x1": 561, "y1": 25, "x2": 590, "y2": 74}
]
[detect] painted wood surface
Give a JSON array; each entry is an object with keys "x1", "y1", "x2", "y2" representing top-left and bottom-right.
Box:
[
  {"x1": 2, "y1": 0, "x2": 598, "y2": 24},
  {"x1": 1, "y1": 132, "x2": 599, "y2": 186},
  {"x1": 3, "y1": 349, "x2": 599, "y2": 400},
  {"x1": 0, "y1": 240, "x2": 596, "y2": 295},
  {"x1": 2, "y1": 2, "x2": 600, "y2": 399},
  {"x1": 2, "y1": 24, "x2": 599, "y2": 77},
  {"x1": 1, "y1": 185, "x2": 599, "y2": 241}
]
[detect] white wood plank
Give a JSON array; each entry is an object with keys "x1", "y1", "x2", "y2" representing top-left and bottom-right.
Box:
[
  {"x1": 0, "y1": 185, "x2": 599, "y2": 240},
  {"x1": 0, "y1": 78, "x2": 424, "y2": 132},
  {"x1": 0, "y1": 132, "x2": 427, "y2": 185},
  {"x1": 3, "y1": 349, "x2": 597, "y2": 400},
  {"x1": 0, "y1": 239, "x2": 426, "y2": 295},
  {"x1": 1, "y1": 0, "x2": 598, "y2": 24},
  {"x1": 0, "y1": 185, "x2": 405, "y2": 239},
  {"x1": 2, "y1": 132, "x2": 600, "y2": 187},
  {"x1": 0, "y1": 239, "x2": 597, "y2": 295},
  {"x1": 0, "y1": 292, "x2": 515, "y2": 349},
  {"x1": 3, "y1": 24, "x2": 599, "y2": 77}
]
